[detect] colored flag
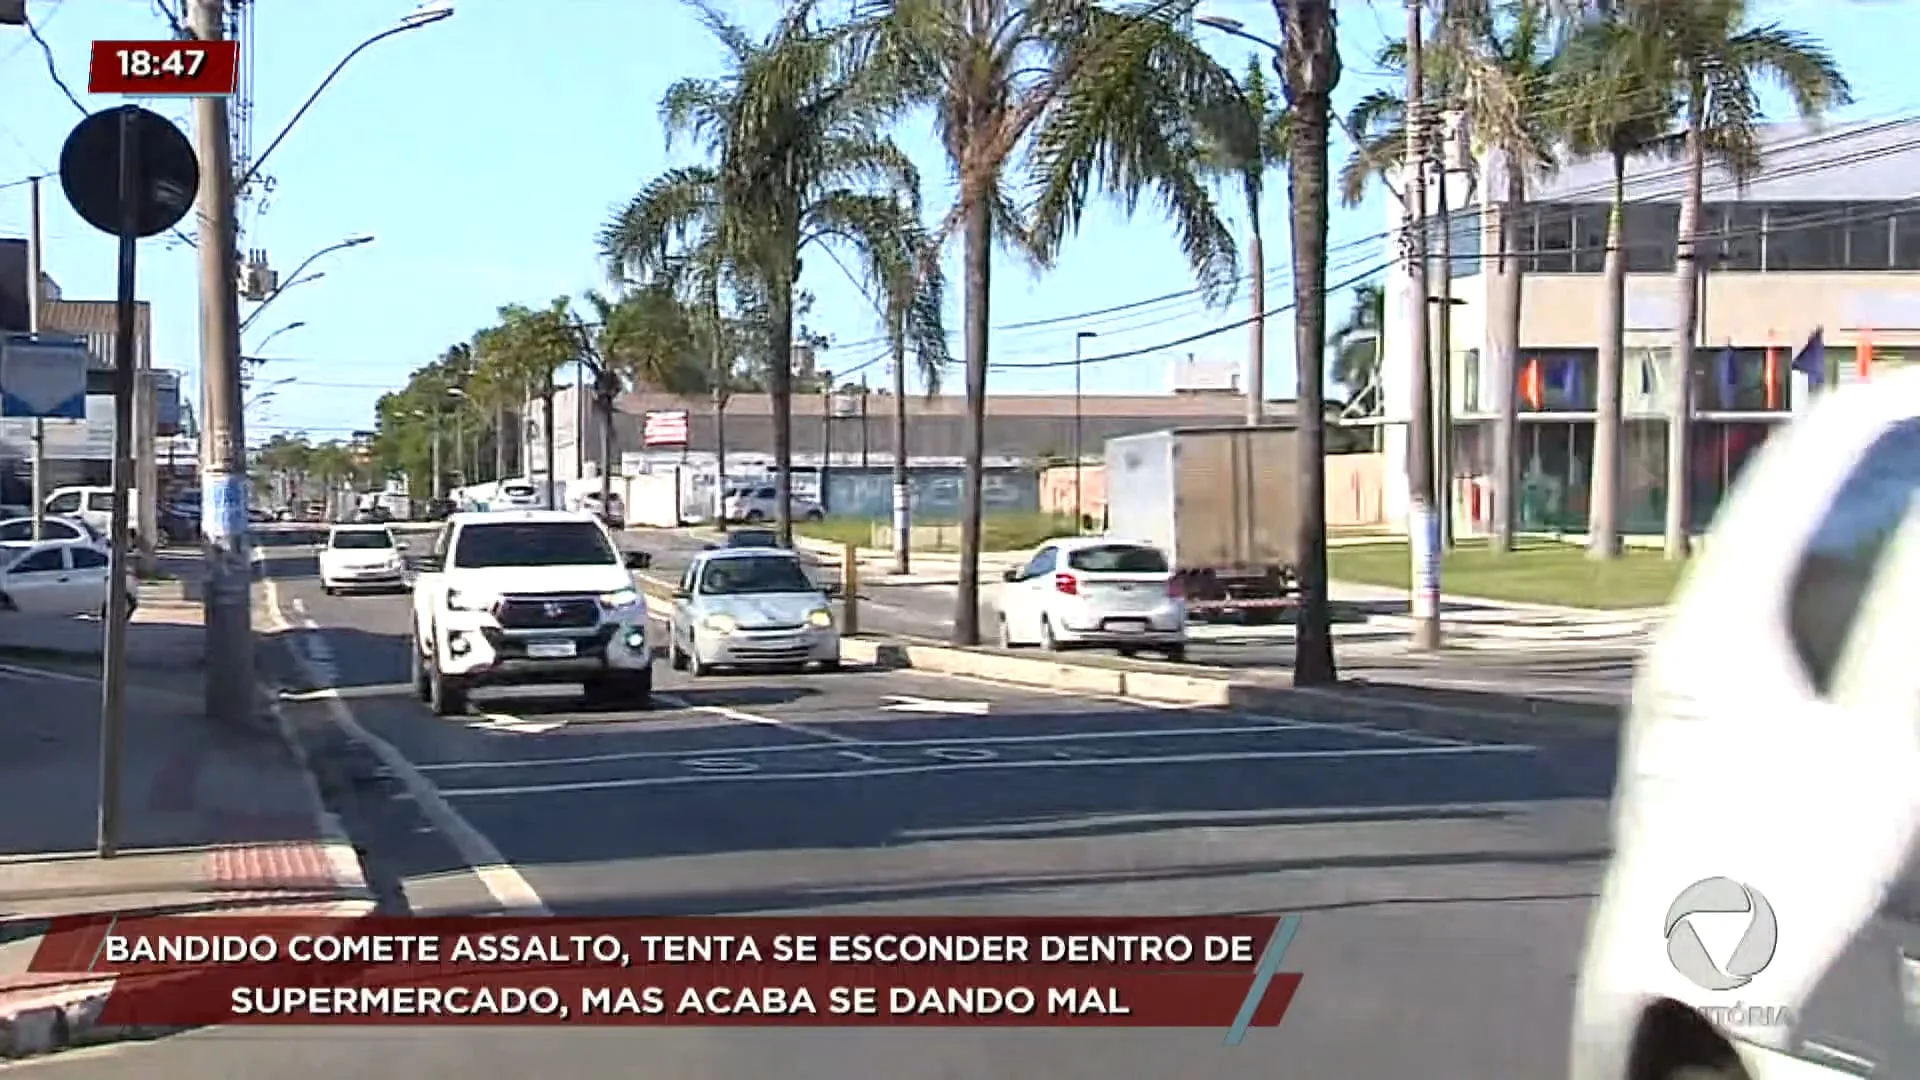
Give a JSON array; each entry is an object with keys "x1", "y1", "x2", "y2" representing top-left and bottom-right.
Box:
[
  {"x1": 1522, "y1": 358, "x2": 1543, "y2": 409},
  {"x1": 1714, "y1": 347, "x2": 1738, "y2": 409},
  {"x1": 1791, "y1": 328, "x2": 1826, "y2": 389},
  {"x1": 1858, "y1": 329, "x2": 1874, "y2": 380},
  {"x1": 1557, "y1": 358, "x2": 1582, "y2": 405},
  {"x1": 1764, "y1": 348, "x2": 1780, "y2": 409},
  {"x1": 1638, "y1": 354, "x2": 1654, "y2": 395}
]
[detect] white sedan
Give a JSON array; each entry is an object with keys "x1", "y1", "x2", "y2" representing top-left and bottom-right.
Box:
[
  {"x1": 318, "y1": 524, "x2": 409, "y2": 595},
  {"x1": 0, "y1": 515, "x2": 104, "y2": 546},
  {"x1": 0, "y1": 539, "x2": 136, "y2": 617},
  {"x1": 994, "y1": 537, "x2": 1187, "y2": 660}
]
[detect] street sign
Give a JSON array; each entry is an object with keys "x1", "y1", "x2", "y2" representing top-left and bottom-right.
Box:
[
  {"x1": 58, "y1": 105, "x2": 198, "y2": 239},
  {"x1": 0, "y1": 334, "x2": 89, "y2": 419}
]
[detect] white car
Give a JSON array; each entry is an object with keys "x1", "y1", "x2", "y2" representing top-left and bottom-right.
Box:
[
  {"x1": 577, "y1": 491, "x2": 625, "y2": 527},
  {"x1": 1570, "y1": 368, "x2": 1920, "y2": 1080},
  {"x1": 993, "y1": 537, "x2": 1186, "y2": 660},
  {"x1": 723, "y1": 483, "x2": 824, "y2": 524},
  {"x1": 491, "y1": 480, "x2": 547, "y2": 510},
  {"x1": 408, "y1": 510, "x2": 654, "y2": 715},
  {"x1": 318, "y1": 524, "x2": 409, "y2": 595},
  {"x1": 0, "y1": 515, "x2": 105, "y2": 547},
  {"x1": 667, "y1": 548, "x2": 841, "y2": 676},
  {"x1": 0, "y1": 539, "x2": 136, "y2": 617}
]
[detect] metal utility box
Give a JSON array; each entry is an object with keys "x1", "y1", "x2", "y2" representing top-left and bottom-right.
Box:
[{"x1": 1103, "y1": 424, "x2": 1300, "y2": 615}]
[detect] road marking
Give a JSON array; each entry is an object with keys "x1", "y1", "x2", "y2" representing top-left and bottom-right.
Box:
[
  {"x1": 880, "y1": 694, "x2": 991, "y2": 715},
  {"x1": 409, "y1": 721, "x2": 1331, "y2": 772},
  {"x1": 439, "y1": 742, "x2": 1535, "y2": 797},
  {"x1": 281, "y1": 682, "x2": 414, "y2": 702},
  {"x1": 468, "y1": 711, "x2": 569, "y2": 735},
  {"x1": 262, "y1": 576, "x2": 549, "y2": 916},
  {"x1": 0, "y1": 661, "x2": 96, "y2": 686},
  {"x1": 653, "y1": 692, "x2": 863, "y2": 745}
]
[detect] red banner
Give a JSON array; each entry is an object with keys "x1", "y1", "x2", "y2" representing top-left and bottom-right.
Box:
[{"x1": 30, "y1": 915, "x2": 1303, "y2": 1030}]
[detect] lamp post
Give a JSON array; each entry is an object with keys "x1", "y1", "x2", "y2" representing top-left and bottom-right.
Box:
[
  {"x1": 1073, "y1": 331, "x2": 1097, "y2": 532},
  {"x1": 414, "y1": 386, "x2": 466, "y2": 500},
  {"x1": 240, "y1": 235, "x2": 371, "y2": 333},
  {"x1": 250, "y1": 320, "x2": 307, "y2": 354}
]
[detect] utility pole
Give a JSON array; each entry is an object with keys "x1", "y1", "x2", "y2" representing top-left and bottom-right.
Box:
[
  {"x1": 26, "y1": 176, "x2": 44, "y2": 540},
  {"x1": 1403, "y1": 0, "x2": 1440, "y2": 650},
  {"x1": 1431, "y1": 103, "x2": 1456, "y2": 550},
  {"x1": 190, "y1": 0, "x2": 254, "y2": 724},
  {"x1": 1247, "y1": 227, "x2": 1265, "y2": 426}
]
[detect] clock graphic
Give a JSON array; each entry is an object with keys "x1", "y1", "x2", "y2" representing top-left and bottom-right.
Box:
[{"x1": 89, "y1": 40, "x2": 239, "y2": 97}]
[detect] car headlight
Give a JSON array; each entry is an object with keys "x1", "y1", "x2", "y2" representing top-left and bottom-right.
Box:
[
  {"x1": 446, "y1": 589, "x2": 492, "y2": 611},
  {"x1": 702, "y1": 613, "x2": 737, "y2": 634},
  {"x1": 807, "y1": 608, "x2": 833, "y2": 628},
  {"x1": 600, "y1": 587, "x2": 640, "y2": 609}
]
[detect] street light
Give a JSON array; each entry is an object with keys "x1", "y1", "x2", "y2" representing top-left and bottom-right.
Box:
[
  {"x1": 240, "y1": 233, "x2": 372, "y2": 332},
  {"x1": 1073, "y1": 330, "x2": 1097, "y2": 532},
  {"x1": 250, "y1": 320, "x2": 307, "y2": 354},
  {"x1": 238, "y1": 3, "x2": 455, "y2": 193},
  {"x1": 244, "y1": 376, "x2": 297, "y2": 411},
  {"x1": 414, "y1": 385, "x2": 467, "y2": 499}
]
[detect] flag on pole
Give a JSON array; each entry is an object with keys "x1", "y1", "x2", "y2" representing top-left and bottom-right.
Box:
[
  {"x1": 1521, "y1": 358, "x2": 1543, "y2": 409},
  {"x1": 1764, "y1": 347, "x2": 1780, "y2": 409},
  {"x1": 1714, "y1": 347, "x2": 1738, "y2": 409},
  {"x1": 1858, "y1": 328, "x2": 1874, "y2": 380},
  {"x1": 1790, "y1": 328, "x2": 1826, "y2": 389}
]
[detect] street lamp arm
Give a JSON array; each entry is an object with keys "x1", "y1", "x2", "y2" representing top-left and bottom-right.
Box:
[
  {"x1": 238, "y1": 22, "x2": 413, "y2": 192},
  {"x1": 239, "y1": 270, "x2": 327, "y2": 333}
]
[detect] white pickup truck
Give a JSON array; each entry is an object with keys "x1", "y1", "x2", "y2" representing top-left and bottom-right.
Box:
[{"x1": 408, "y1": 509, "x2": 655, "y2": 715}]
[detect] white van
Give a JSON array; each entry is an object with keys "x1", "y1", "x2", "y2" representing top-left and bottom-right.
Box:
[{"x1": 1570, "y1": 369, "x2": 1920, "y2": 1080}]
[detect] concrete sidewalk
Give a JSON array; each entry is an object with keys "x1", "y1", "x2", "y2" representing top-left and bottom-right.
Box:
[{"x1": 0, "y1": 589, "x2": 372, "y2": 1059}]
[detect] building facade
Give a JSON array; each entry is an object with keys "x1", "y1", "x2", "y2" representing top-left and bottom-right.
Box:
[{"x1": 1379, "y1": 117, "x2": 1920, "y2": 534}]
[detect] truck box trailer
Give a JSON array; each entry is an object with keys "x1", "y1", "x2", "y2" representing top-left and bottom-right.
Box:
[{"x1": 1103, "y1": 424, "x2": 1300, "y2": 620}]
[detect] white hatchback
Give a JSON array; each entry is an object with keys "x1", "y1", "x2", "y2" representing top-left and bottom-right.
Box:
[
  {"x1": 994, "y1": 537, "x2": 1185, "y2": 660},
  {"x1": 0, "y1": 539, "x2": 136, "y2": 617},
  {"x1": 318, "y1": 524, "x2": 408, "y2": 595}
]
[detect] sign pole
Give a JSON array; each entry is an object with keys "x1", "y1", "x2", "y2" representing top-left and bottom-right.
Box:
[
  {"x1": 27, "y1": 176, "x2": 45, "y2": 541},
  {"x1": 98, "y1": 108, "x2": 143, "y2": 859}
]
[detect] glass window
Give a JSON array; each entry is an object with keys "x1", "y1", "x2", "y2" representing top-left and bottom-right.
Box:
[
  {"x1": 451, "y1": 521, "x2": 616, "y2": 568},
  {"x1": 1533, "y1": 204, "x2": 1573, "y2": 272},
  {"x1": 86, "y1": 492, "x2": 114, "y2": 512},
  {"x1": 71, "y1": 547, "x2": 108, "y2": 569},
  {"x1": 1462, "y1": 348, "x2": 1482, "y2": 414},
  {"x1": 1711, "y1": 203, "x2": 1763, "y2": 270},
  {"x1": 1894, "y1": 208, "x2": 1920, "y2": 271},
  {"x1": 1066, "y1": 544, "x2": 1170, "y2": 573},
  {"x1": 1446, "y1": 209, "x2": 1481, "y2": 278},
  {"x1": 45, "y1": 492, "x2": 81, "y2": 514},
  {"x1": 329, "y1": 529, "x2": 394, "y2": 550},
  {"x1": 1624, "y1": 203, "x2": 1679, "y2": 273},
  {"x1": 8, "y1": 547, "x2": 65, "y2": 574},
  {"x1": 1696, "y1": 348, "x2": 1790, "y2": 412},
  {"x1": 1518, "y1": 350, "x2": 1597, "y2": 411},
  {"x1": 1844, "y1": 204, "x2": 1892, "y2": 270},
  {"x1": 698, "y1": 555, "x2": 817, "y2": 595},
  {"x1": 1571, "y1": 205, "x2": 1610, "y2": 274},
  {"x1": 1765, "y1": 203, "x2": 1845, "y2": 271},
  {"x1": 1023, "y1": 547, "x2": 1057, "y2": 578},
  {"x1": 1785, "y1": 417, "x2": 1920, "y2": 696}
]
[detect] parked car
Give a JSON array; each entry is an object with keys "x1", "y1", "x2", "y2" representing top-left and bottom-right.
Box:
[
  {"x1": 667, "y1": 547, "x2": 840, "y2": 676},
  {"x1": 577, "y1": 491, "x2": 625, "y2": 527},
  {"x1": 0, "y1": 516, "x2": 104, "y2": 546},
  {"x1": 0, "y1": 539, "x2": 137, "y2": 617},
  {"x1": 993, "y1": 536, "x2": 1186, "y2": 660},
  {"x1": 492, "y1": 480, "x2": 546, "y2": 510},
  {"x1": 722, "y1": 484, "x2": 825, "y2": 524},
  {"x1": 319, "y1": 524, "x2": 409, "y2": 595},
  {"x1": 718, "y1": 527, "x2": 782, "y2": 549}
]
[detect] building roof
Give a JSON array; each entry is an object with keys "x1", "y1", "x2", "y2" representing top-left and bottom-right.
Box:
[
  {"x1": 610, "y1": 389, "x2": 1286, "y2": 420},
  {"x1": 1519, "y1": 117, "x2": 1920, "y2": 205}
]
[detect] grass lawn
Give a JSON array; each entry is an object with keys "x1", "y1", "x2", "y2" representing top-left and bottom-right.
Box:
[
  {"x1": 1327, "y1": 537, "x2": 1687, "y2": 609},
  {"x1": 798, "y1": 512, "x2": 1078, "y2": 553}
]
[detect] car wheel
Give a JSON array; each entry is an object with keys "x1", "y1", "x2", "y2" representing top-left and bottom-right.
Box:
[
  {"x1": 410, "y1": 633, "x2": 431, "y2": 701},
  {"x1": 428, "y1": 653, "x2": 468, "y2": 716},
  {"x1": 816, "y1": 658, "x2": 842, "y2": 673},
  {"x1": 996, "y1": 615, "x2": 1018, "y2": 649},
  {"x1": 686, "y1": 646, "x2": 709, "y2": 678},
  {"x1": 1163, "y1": 645, "x2": 1187, "y2": 663},
  {"x1": 744, "y1": 510, "x2": 765, "y2": 523},
  {"x1": 669, "y1": 638, "x2": 689, "y2": 671},
  {"x1": 321, "y1": 583, "x2": 335, "y2": 596},
  {"x1": 1039, "y1": 617, "x2": 1062, "y2": 652}
]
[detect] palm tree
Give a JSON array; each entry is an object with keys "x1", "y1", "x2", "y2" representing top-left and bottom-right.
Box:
[
  {"x1": 1329, "y1": 283, "x2": 1385, "y2": 395},
  {"x1": 1553, "y1": 13, "x2": 1675, "y2": 559},
  {"x1": 475, "y1": 301, "x2": 578, "y2": 508},
  {"x1": 1636, "y1": 0, "x2": 1849, "y2": 557},
  {"x1": 1268, "y1": 0, "x2": 1343, "y2": 685},
  {"x1": 636, "y1": 0, "x2": 921, "y2": 548},
  {"x1": 1201, "y1": 56, "x2": 1290, "y2": 425},
  {"x1": 861, "y1": 0, "x2": 1246, "y2": 645},
  {"x1": 575, "y1": 286, "x2": 707, "y2": 513}
]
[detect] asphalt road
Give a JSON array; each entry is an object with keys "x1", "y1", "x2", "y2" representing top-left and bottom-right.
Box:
[
  {"x1": 10, "y1": 539, "x2": 1618, "y2": 1079},
  {"x1": 628, "y1": 526, "x2": 1642, "y2": 709}
]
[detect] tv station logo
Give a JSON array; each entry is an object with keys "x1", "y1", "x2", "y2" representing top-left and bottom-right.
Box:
[{"x1": 87, "y1": 39, "x2": 239, "y2": 98}]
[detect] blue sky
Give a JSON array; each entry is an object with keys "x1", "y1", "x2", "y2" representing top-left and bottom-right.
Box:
[{"x1": 0, "y1": 0, "x2": 1909, "y2": 445}]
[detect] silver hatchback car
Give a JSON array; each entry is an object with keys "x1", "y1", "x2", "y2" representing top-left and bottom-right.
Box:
[{"x1": 667, "y1": 548, "x2": 841, "y2": 675}]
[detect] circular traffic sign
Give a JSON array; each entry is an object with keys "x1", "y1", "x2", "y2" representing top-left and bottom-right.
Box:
[{"x1": 58, "y1": 105, "x2": 199, "y2": 239}]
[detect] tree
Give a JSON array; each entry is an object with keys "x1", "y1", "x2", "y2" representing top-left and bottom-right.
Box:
[
  {"x1": 574, "y1": 286, "x2": 707, "y2": 512},
  {"x1": 1635, "y1": 0, "x2": 1849, "y2": 557},
  {"x1": 863, "y1": 0, "x2": 1246, "y2": 645},
  {"x1": 1554, "y1": 12, "x2": 1676, "y2": 560},
  {"x1": 640, "y1": 0, "x2": 923, "y2": 548},
  {"x1": 474, "y1": 300, "x2": 579, "y2": 508},
  {"x1": 1271, "y1": 0, "x2": 1342, "y2": 684},
  {"x1": 1328, "y1": 283, "x2": 1385, "y2": 395},
  {"x1": 1200, "y1": 55, "x2": 1290, "y2": 427}
]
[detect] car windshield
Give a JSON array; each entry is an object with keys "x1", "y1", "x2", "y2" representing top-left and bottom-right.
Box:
[
  {"x1": 1067, "y1": 544, "x2": 1170, "y2": 573},
  {"x1": 331, "y1": 531, "x2": 393, "y2": 550},
  {"x1": 700, "y1": 556, "x2": 816, "y2": 595},
  {"x1": 726, "y1": 529, "x2": 780, "y2": 548},
  {"x1": 452, "y1": 521, "x2": 615, "y2": 568}
]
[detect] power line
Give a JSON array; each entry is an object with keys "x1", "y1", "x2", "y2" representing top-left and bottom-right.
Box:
[{"x1": 24, "y1": 12, "x2": 87, "y2": 116}]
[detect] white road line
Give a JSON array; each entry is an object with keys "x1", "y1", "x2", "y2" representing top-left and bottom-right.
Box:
[
  {"x1": 652, "y1": 692, "x2": 863, "y2": 745},
  {"x1": 262, "y1": 576, "x2": 549, "y2": 916},
  {"x1": 440, "y1": 742, "x2": 1536, "y2": 797},
  {"x1": 0, "y1": 661, "x2": 97, "y2": 686},
  {"x1": 281, "y1": 683, "x2": 414, "y2": 702},
  {"x1": 410, "y1": 721, "x2": 1328, "y2": 772}
]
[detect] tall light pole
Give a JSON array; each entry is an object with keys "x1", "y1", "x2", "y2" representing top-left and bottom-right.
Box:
[
  {"x1": 1401, "y1": 0, "x2": 1440, "y2": 649},
  {"x1": 1073, "y1": 330, "x2": 1096, "y2": 532},
  {"x1": 249, "y1": 320, "x2": 307, "y2": 356}
]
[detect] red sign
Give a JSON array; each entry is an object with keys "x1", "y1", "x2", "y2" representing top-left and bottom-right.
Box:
[
  {"x1": 89, "y1": 40, "x2": 239, "y2": 97},
  {"x1": 643, "y1": 409, "x2": 690, "y2": 447}
]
